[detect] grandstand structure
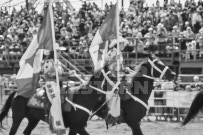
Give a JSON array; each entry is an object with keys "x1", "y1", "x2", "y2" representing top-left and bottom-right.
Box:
[{"x1": 0, "y1": 37, "x2": 202, "y2": 75}]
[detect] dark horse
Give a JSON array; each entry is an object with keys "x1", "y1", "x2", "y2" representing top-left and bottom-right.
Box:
[
  {"x1": 0, "y1": 54, "x2": 175, "y2": 135},
  {"x1": 112, "y1": 55, "x2": 175, "y2": 135},
  {"x1": 182, "y1": 91, "x2": 203, "y2": 126},
  {"x1": 0, "y1": 68, "x2": 112, "y2": 135}
]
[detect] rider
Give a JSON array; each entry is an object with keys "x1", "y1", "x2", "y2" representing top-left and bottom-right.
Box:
[
  {"x1": 42, "y1": 43, "x2": 86, "y2": 112},
  {"x1": 42, "y1": 43, "x2": 76, "y2": 89},
  {"x1": 103, "y1": 39, "x2": 134, "y2": 124},
  {"x1": 41, "y1": 43, "x2": 76, "y2": 134},
  {"x1": 107, "y1": 38, "x2": 136, "y2": 76}
]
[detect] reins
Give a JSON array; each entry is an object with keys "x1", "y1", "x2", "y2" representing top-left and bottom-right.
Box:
[{"x1": 62, "y1": 57, "x2": 172, "y2": 119}]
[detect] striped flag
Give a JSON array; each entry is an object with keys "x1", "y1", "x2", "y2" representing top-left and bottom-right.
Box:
[
  {"x1": 16, "y1": 4, "x2": 53, "y2": 98},
  {"x1": 89, "y1": 3, "x2": 118, "y2": 72}
]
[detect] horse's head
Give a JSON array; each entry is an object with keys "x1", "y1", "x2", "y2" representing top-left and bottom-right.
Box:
[{"x1": 147, "y1": 54, "x2": 176, "y2": 81}]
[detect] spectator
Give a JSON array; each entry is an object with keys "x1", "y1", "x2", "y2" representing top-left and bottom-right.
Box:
[
  {"x1": 185, "y1": 85, "x2": 192, "y2": 91},
  {"x1": 156, "y1": 23, "x2": 168, "y2": 53},
  {"x1": 191, "y1": 75, "x2": 203, "y2": 90},
  {"x1": 136, "y1": 32, "x2": 144, "y2": 52},
  {"x1": 141, "y1": 24, "x2": 149, "y2": 37},
  {"x1": 79, "y1": 19, "x2": 86, "y2": 36},
  {"x1": 197, "y1": 29, "x2": 203, "y2": 57},
  {"x1": 168, "y1": 9, "x2": 179, "y2": 31},
  {"x1": 144, "y1": 27, "x2": 155, "y2": 48},
  {"x1": 192, "y1": 7, "x2": 203, "y2": 33},
  {"x1": 182, "y1": 21, "x2": 191, "y2": 31},
  {"x1": 171, "y1": 26, "x2": 180, "y2": 37},
  {"x1": 1, "y1": 0, "x2": 203, "y2": 64},
  {"x1": 183, "y1": 27, "x2": 194, "y2": 38}
]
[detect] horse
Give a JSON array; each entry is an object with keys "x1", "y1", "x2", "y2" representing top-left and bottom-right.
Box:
[
  {"x1": 182, "y1": 91, "x2": 203, "y2": 126},
  {"x1": 0, "y1": 67, "x2": 112, "y2": 135},
  {"x1": 104, "y1": 54, "x2": 176, "y2": 135},
  {"x1": 0, "y1": 54, "x2": 175, "y2": 135}
]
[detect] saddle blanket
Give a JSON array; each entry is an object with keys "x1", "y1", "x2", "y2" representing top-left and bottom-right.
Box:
[
  {"x1": 26, "y1": 82, "x2": 81, "y2": 110},
  {"x1": 27, "y1": 88, "x2": 45, "y2": 109}
]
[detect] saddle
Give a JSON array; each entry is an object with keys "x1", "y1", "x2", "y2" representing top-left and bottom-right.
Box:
[
  {"x1": 27, "y1": 88, "x2": 46, "y2": 109},
  {"x1": 104, "y1": 69, "x2": 141, "y2": 127}
]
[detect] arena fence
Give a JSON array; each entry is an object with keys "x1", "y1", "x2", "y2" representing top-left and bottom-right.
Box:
[
  {"x1": 148, "y1": 90, "x2": 202, "y2": 122},
  {"x1": 1, "y1": 74, "x2": 203, "y2": 122}
]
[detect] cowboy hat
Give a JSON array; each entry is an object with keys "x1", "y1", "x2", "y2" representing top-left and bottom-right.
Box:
[
  {"x1": 109, "y1": 36, "x2": 129, "y2": 49},
  {"x1": 105, "y1": 48, "x2": 123, "y2": 66}
]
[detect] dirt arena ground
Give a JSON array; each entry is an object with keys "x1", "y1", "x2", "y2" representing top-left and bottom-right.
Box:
[
  {"x1": 1, "y1": 97, "x2": 203, "y2": 135},
  {"x1": 1, "y1": 117, "x2": 203, "y2": 135}
]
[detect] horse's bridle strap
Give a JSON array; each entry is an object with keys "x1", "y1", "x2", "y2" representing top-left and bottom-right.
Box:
[
  {"x1": 160, "y1": 66, "x2": 169, "y2": 79},
  {"x1": 148, "y1": 59, "x2": 169, "y2": 80},
  {"x1": 142, "y1": 74, "x2": 156, "y2": 80}
]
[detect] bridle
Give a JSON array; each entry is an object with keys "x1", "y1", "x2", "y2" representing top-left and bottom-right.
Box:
[
  {"x1": 64, "y1": 58, "x2": 173, "y2": 117},
  {"x1": 145, "y1": 58, "x2": 169, "y2": 80}
]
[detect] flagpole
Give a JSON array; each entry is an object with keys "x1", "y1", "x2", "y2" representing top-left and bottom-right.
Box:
[
  {"x1": 116, "y1": 0, "x2": 120, "y2": 82},
  {"x1": 49, "y1": 0, "x2": 60, "y2": 94}
]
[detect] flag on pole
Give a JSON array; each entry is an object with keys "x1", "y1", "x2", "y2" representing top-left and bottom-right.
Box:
[
  {"x1": 16, "y1": 4, "x2": 53, "y2": 98},
  {"x1": 89, "y1": 3, "x2": 118, "y2": 72},
  {"x1": 17, "y1": 2, "x2": 66, "y2": 133}
]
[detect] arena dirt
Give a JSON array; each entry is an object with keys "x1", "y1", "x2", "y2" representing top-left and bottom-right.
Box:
[{"x1": 1, "y1": 117, "x2": 203, "y2": 135}]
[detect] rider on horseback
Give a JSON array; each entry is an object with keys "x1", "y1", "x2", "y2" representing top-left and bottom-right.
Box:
[
  {"x1": 40, "y1": 43, "x2": 76, "y2": 134},
  {"x1": 103, "y1": 39, "x2": 134, "y2": 125},
  {"x1": 42, "y1": 44, "x2": 75, "y2": 85}
]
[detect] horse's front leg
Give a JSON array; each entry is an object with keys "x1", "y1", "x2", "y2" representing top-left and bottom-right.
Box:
[
  {"x1": 77, "y1": 128, "x2": 89, "y2": 135},
  {"x1": 23, "y1": 115, "x2": 39, "y2": 135},
  {"x1": 69, "y1": 127, "x2": 89, "y2": 135},
  {"x1": 68, "y1": 129, "x2": 77, "y2": 135}
]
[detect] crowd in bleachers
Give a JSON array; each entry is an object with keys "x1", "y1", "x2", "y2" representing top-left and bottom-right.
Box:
[{"x1": 1, "y1": 0, "x2": 203, "y2": 61}]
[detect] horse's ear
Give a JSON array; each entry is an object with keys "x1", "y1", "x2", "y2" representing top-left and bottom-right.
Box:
[{"x1": 148, "y1": 53, "x2": 156, "y2": 60}]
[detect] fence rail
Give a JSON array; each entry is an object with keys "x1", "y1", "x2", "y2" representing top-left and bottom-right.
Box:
[{"x1": 148, "y1": 90, "x2": 202, "y2": 122}]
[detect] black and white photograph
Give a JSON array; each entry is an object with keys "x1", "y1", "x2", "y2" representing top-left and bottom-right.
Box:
[{"x1": 1, "y1": 0, "x2": 203, "y2": 134}]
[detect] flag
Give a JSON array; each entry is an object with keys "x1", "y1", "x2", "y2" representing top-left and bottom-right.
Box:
[
  {"x1": 16, "y1": 4, "x2": 53, "y2": 98},
  {"x1": 16, "y1": 1, "x2": 66, "y2": 133},
  {"x1": 89, "y1": 3, "x2": 118, "y2": 72}
]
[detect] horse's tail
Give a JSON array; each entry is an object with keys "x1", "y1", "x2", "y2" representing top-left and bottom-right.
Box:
[
  {"x1": 182, "y1": 91, "x2": 203, "y2": 126},
  {"x1": 0, "y1": 92, "x2": 16, "y2": 125}
]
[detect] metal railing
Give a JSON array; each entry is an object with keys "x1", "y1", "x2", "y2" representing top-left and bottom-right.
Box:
[
  {"x1": 148, "y1": 89, "x2": 203, "y2": 122},
  {"x1": 0, "y1": 36, "x2": 203, "y2": 67}
]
